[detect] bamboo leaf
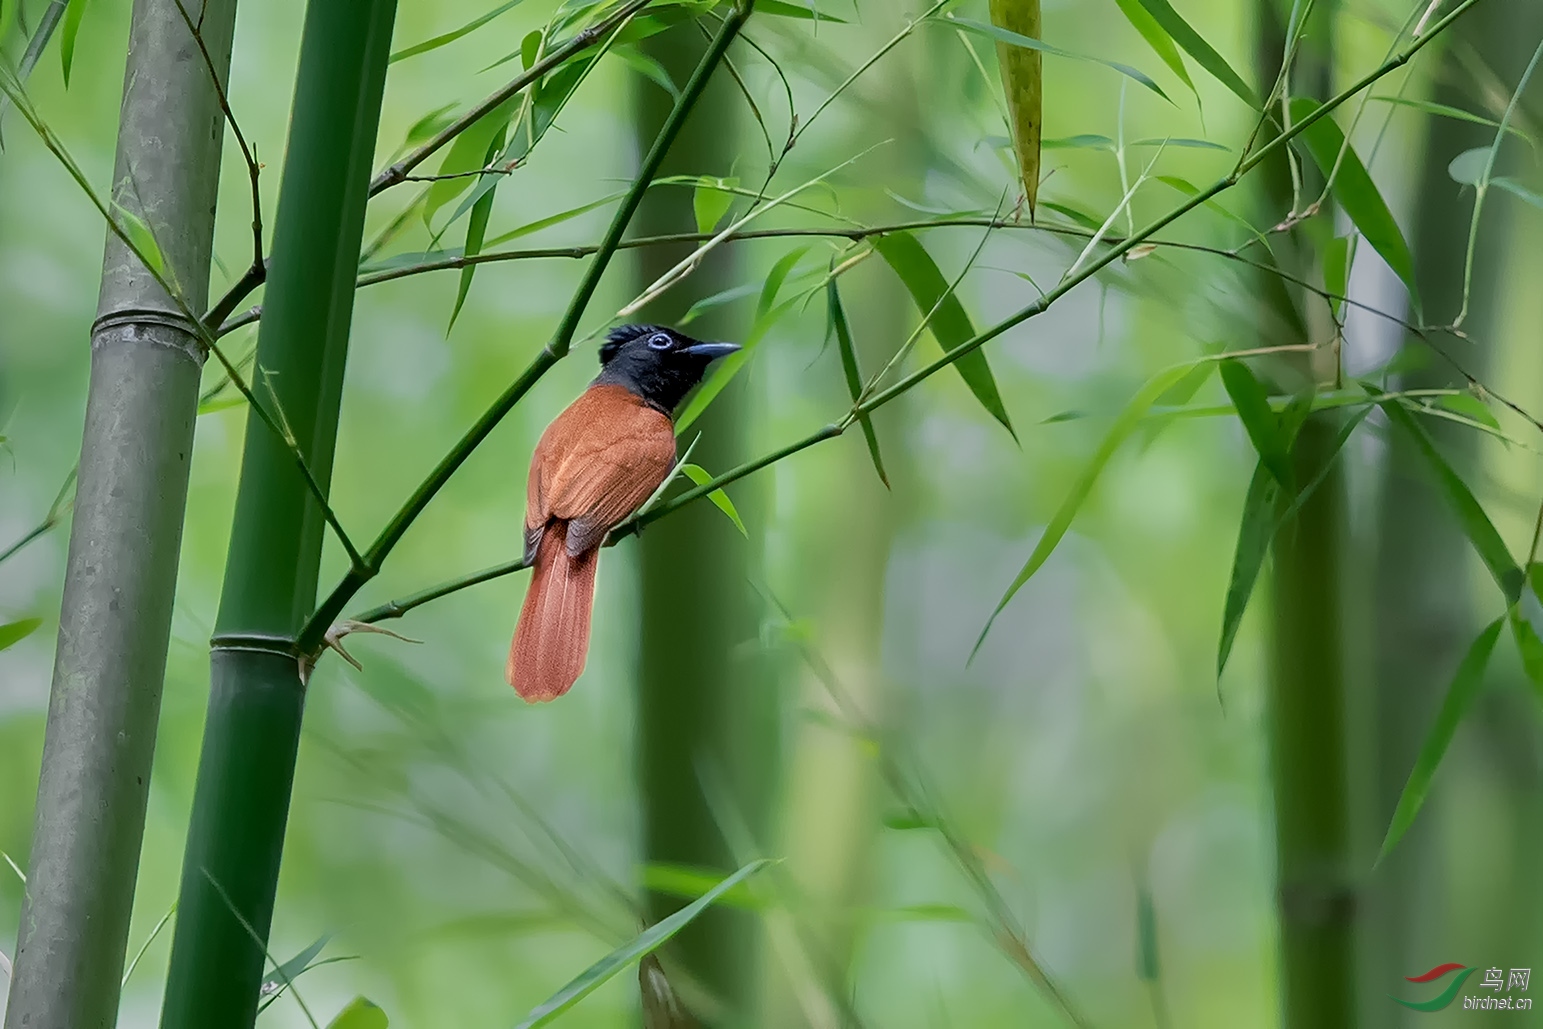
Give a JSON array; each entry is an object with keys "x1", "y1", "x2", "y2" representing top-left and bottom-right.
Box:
[
  {"x1": 1289, "y1": 97, "x2": 1417, "y2": 304},
  {"x1": 1447, "y1": 145, "x2": 1488, "y2": 185},
  {"x1": 389, "y1": 0, "x2": 527, "y2": 63},
  {"x1": 974, "y1": 362, "x2": 1198, "y2": 657},
  {"x1": 1216, "y1": 461, "x2": 1275, "y2": 678},
  {"x1": 1218, "y1": 359, "x2": 1291, "y2": 489},
  {"x1": 692, "y1": 176, "x2": 737, "y2": 234},
  {"x1": 613, "y1": 44, "x2": 679, "y2": 98},
  {"x1": 680, "y1": 464, "x2": 747, "y2": 537},
  {"x1": 448, "y1": 126, "x2": 507, "y2": 332},
  {"x1": 987, "y1": 0, "x2": 1042, "y2": 214},
  {"x1": 514, "y1": 859, "x2": 772, "y2": 1029},
  {"x1": 422, "y1": 99, "x2": 517, "y2": 226},
  {"x1": 757, "y1": 245, "x2": 811, "y2": 319},
  {"x1": 0, "y1": 617, "x2": 42, "y2": 651},
  {"x1": 1368, "y1": 95, "x2": 1537, "y2": 150},
  {"x1": 753, "y1": 0, "x2": 848, "y2": 21},
  {"x1": 483, "y1": 190, "x2": 627, "y2": 248},
  {"x1": 829, "y1": 275, "x2": 888, "y2": 488},
  {"x1": 945, "y1": 15, "x2": 1170, "y2": 103},
  {"x1": 1128, "y1": 0, "x2": 1257, "y2": 107},
  {"x1": 1322, "y1": 234, "x2": 1352, "y2": 317},
  {"x1": 678, "y1": 282, "x2": 758, "y2": 325},
  {"x1": 258, "y1": 932, "x2": 333, "y2": 1007},
  {"x1": 326, "y1": 996, "x2": 388, "y2": 1029},
  {"x1": 1436, "y1": 393, "x2": 1500, "y2": 435},
  {"x1": 1379, "y1": 396, "x2": 1522, "y2": 601},
  {"x1": 1511, "y1": 593, "x2": 1543, "y2": 700},
  {"x1": 61, "y1": 0, "x2": 88, "y2": 87},
  {"x1": 1491, "y1": 176, "x2": 1543, "y2": 210},
  {"x1": 112, "y1": 203, "x2": 168, "y2": 280},
  {"x1": 1136, "y1": 885, "x2": 1160, "y2": 982},
  {"x1": 641, "y1": 862, "x2": 764, "y2": 910},
  {"x1": 1112, "y1": 0, "x2": 1194, "y2": 101},
  {"x1": 872, "y1": 231, "x2": 1014, "y2": 438},
  {"x1": 1377, "y1": 617, "x2": 1503, "y2": 864}
]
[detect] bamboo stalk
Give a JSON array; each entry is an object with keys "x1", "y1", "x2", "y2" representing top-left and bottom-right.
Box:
[
  {"x1": 2, "y1": 1, "x2": 238, "y2": 1025},
  {"x1": 155, "y1": 0, "x2": 397, "y2": 1024}
]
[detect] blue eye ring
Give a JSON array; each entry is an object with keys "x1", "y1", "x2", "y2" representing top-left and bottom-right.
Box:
[{"x1": 647, "y1": 332, "x2": 673, "y2": 350}]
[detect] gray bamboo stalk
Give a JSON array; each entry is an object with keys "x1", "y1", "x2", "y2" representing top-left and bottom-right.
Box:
[{"x1": 3, "y1": 0, "x2": 238, "y2": 1025}]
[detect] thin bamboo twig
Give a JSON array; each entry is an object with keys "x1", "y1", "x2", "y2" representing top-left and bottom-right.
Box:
[{"x1": 298, "y1": 0, "x2": 758, "y2": 653}]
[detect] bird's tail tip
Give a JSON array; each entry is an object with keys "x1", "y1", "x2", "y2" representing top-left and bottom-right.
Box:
[{"x1": 507, "y1": 525, "x2": 598, "y2": 702}]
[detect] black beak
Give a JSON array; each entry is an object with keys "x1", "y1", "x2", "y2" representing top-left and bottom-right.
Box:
[{"x1": 681, "y1": 341, "x2": 741, "y2": 361}]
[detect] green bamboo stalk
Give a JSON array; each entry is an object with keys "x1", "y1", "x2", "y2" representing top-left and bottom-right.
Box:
[
  {"x1": 155, "y1": 0, "x2": 397, "y2": 1025},
  {"x1": 3, "y1": 0, "x2": 238, "y2": 1025},
  {"x1": 1253, "y1": 3, "x2": 1355, "y2": 1027},
  {"x1": 626, "y1": 18, "x2": 769, "y2": 1017}
]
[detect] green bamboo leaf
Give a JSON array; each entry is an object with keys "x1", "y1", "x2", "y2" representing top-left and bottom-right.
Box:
[
  {"x1": 1038, "y1": 198, "x2": 1104, "y2": 230},
  {"x1": 1435, "y1": 393, "x2": 1501, "y2": 435},
  {"x1": 1042, "y1": 133, "x2": 1115, "y2": 151},
  {"x1": 1377, "y1": 617, "x2": 1503, "y2": 864},
  {"x1": 757, "y1": 245, "x2": 811, "y2": 319},
  {"x1": 1447, "y1": 146, "x2": 1488, "y2": 186},
  {"x1": 326, "y1": 996, "x2": 388, "y2": 1029},
  {"x1": 422, "y1": 99, "x2": 517, "y2": 226},
  {"x1": 753, "y1": 0, "x2": 848, "y2": 21},
  {"x1": 1130, "y1": 136, "x2": 1227, "y2": 150},
  {"x1": 111, "y1": 203, "x2": 167, "y2": 280},
  {"x1": 1492, "y1": 176, "x2": 1543, "y2": 210},
  {"x1": 1218, "y1": 359, "x2": 1291, "y2": 489},
  {"x1": 1379, "y1": 396, "x2": 1522, "y2": 601},
  {"x1": 946, "y1": 15, "x2": 1170, "y2": 103},
  {"x1": 1289, "y1": 97, "x2": 1417, "y2": 304},
  {"x1": 613, "y1": 44, "x2": 679, "y2": 98},
  {"x1": 1136, "y1": 885, "x2": 1160, "y2": 982},
  {"x1": 1112, "y1": 0, "x2": 1192, "y2": 95},
  {"x1": 514, "y1": 859, "x2": 772, "y2": 1029},
  {"x1": 1156, "y1": 174, "x2": 1262, "y2": 238},
  {"x1": 828, "y1": 275, "x2": 888, "y2": 488},
  {"x1": 1368, "y1": 95, "x2": 1537, "y2": 150},
  {"x1": 872, "y1": 231, "x2": 1014, "y2": 437},
  {"x1": 389, "y1": 0, "x2": 527, "y2": 63},
  {"x1": 1128, "y1": 0, "x2": 1257, "y2": 107},
  {"x1": 390, "y1": 102, "x2": 458, "y2": 162},
  {"x1": 1216, "y1": 460, "x2": 1275, "y2": 679},
  {"x1": 258, "y1": 932, "x2": 333, "y2": 1009},
  {"x1": 521, "y1": 29, "x2": 542, "y2": 69},
  {"x1": 641, "y1": 862, "x2": 764, "y2": 910},
  {"x1": 1511, "y1": 599, "x2": 1543, "y2": 699},
  {"x1": 0, "y1": 617, "x2": 42, "y2": 651},
  {"x1": 974, "y1": 362, "x2": 1198, "y2": 657},
  {"x1": 692, "y1": 176, "x2": 737, "y2": 234},
  {"x1": 1322, "y1": 234, "x2": 1352, "y2": 317},
  {"x1": 987, "y1": 0, "x2": 1042, "y2": 214},
  {"x1": 680, "y1": 464, "x2": 747, "y2": 537},
  {"x1": 677, "y1": 282, "x2": 758, "y2": 325},
  {"x1": 483, "y1": 190, "x2": 627, "y2": 248},
  {"x1": 448, "y1": 126, "x2": 507, "y2": 332},
  {"x1": 881, "y1": 904, "x2": 975, "y2": 922},
  {"x1": 61, "y1": 0, "x2": 88, "y2": 87}
]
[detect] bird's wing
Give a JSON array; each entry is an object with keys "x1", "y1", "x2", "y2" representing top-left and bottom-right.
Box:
[{"x1": 530, "y1": 387, "x2": 676, "y2": 556}]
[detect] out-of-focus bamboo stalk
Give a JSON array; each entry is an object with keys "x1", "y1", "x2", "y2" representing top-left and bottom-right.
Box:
[{"x1": 3, "y1": 1, "x2": 236, "y2": 1025}]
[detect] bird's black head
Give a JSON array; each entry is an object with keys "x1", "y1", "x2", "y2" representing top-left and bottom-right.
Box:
[{"x1": 595, "y1": 324, "x2": 741, "y2": 414}]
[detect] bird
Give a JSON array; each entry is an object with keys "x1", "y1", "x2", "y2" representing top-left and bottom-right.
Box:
[{"x1": 508, "y1": 324, "x2": 740, "y2": 702}]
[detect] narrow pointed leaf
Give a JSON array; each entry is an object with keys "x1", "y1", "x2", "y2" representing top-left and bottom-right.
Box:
[
  {"x1": 692, "y1": 177, "x2": 736, "y2": 234},
  {"x1": 975, "y1": 362, "x2": 1198, "y2": 656},
  {"x1": 514, "y1": 859, "x2": 772, "y2": 1028},
  {"x1": 946, "y1": 15, "x2": 1170, "y2": 103},
  {"x1": 61, "y1": 0, "x2": 88, "y2": 87},
  {"x1": 389, "y1": 0, "x2": 527, "y2": 63},
  {"x1": 1289, "y1": 97, "x2": 1417, "y2": 304},
  {"x1": 326, "y1": 996, "x2": 388, "y2": 1029},
  {"x1": 448, "y1": 126, "x2": 507, "y2": 332},
  {"x1": 1112, "y1": 0, "x2": 1194, "y2": 99},
  {"x1": 1492, "y1": 176, "x2": 1543, "y2": 210},
  {"x1": 680, "y1": 464, "x2": 747, "y2": 536},
  {"x1": 112, "y1": 203, "x2": 168, "y2": 281},
  {"x1": 0, "y1": 617, "x2": 42, "y2": 651},
  {"x1": 258, "y1": 932, "x2": 333, "y2": 1006},
  {"x1": 757, "y1": 245, "x2": 811, "y2": 319},
  {"x1": 483, "y1": 190, "x2": 627, "y2": 248},
  {"x1": 1216, "y1": 461, "x2": 1275, "y2": 678},
  {"x1": 753, "y1": 0, "x2": 849, "y2": 21},
  {"x1": 422, "y1": 99, "x2": 517, "y2": 226},
  {"x1": 1218, "y1": 359, "x2": 1291, "y2": 488},
  {"x1": 828, "y1": 276, "x2": 888, "y2": 487},
  {"x1": 1129, "y1": 0, "x2": 1256, "y2": 107},
  {"x1": 987, "y1": 0, "x2": 1042, "y2": 214},
  {"x1": 613, "y1": 44, "x2": 679, "y2": 98},
  {"x1": 1322, "y1": 235, "x2": 1352, "y2": 317},
  {"x1": 1367, "y1": 95, "x2": 1537, "y2": 149},
  {"x1": 1379, "y1": 397, "x2": 1522, "y2": 601},
  {"x1": 873, "y1": 231, "x2": 1014, "y2": 437},
  {"x1": 1377, "y1": 617, "x2": 1503, "y2": 863}
]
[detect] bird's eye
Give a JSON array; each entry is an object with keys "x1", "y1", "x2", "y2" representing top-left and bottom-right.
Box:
[{"x1": 647, "y1": 332, "x2": 673, "y2": 350}]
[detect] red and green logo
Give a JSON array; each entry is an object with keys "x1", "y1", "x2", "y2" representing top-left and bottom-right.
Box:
[{"x1": 1394, "y1": 964, "x2": 1475, "y2": 1011}]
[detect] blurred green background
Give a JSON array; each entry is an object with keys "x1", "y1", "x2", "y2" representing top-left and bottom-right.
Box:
[{"x1": 3, "y1": 0, "x2": 1542, "y2": 1025}]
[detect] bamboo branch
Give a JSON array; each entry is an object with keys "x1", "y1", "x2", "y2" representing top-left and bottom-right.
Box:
[{"x1": 299, "y1": 0, "x2": 758, "y2": 653}]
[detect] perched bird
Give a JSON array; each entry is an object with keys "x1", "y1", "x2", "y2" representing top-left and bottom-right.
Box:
[{"x1": 509, "y1": 324, "x2": 740, "y2": 701}]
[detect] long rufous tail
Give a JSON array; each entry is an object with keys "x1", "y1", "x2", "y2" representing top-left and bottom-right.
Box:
[{"x1": 508, "y1": 524, "x2": 599, "y2": 702}]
